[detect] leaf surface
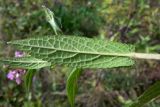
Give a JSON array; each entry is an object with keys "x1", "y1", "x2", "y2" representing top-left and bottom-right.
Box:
[
  {"x1": 8, "y1": 35, "x2": 135, "y2": 68},
  {"x1": 0, "y1": 57, "x2": 51, "y2": 69},
  {"x1": 25, "y1": 69, "x2": 36, "y2": 92},
  {"x1": 67, "y1": 68, "x2": 81, "y2": 107}
]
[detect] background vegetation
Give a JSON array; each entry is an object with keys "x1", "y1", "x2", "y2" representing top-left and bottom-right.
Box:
[{"x1": 0, "y1": 0, "x2": 160, "y2": 107}]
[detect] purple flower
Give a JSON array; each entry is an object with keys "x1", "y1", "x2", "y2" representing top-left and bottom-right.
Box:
[
  {"x1": 15, "y1": 51, "x2": 25, "y2": 58},
  {"x1": 7, "y1": 70, "x2": 16, "y2": 80},
  {"x1": 7, "y1": 51, "x2": 26, "y2": 85},
  {"x1": 7, "y1": 69, "x2": 26, "y2": 85}
]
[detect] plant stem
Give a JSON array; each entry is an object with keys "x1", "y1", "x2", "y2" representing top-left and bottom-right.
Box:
[{"x1": 130, "y1": 53, "x2": 160, "y2": 60}]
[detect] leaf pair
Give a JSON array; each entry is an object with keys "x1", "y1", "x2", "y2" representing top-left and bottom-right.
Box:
[{"x1": 5, "y1": 35, "x2": 135, "y2": 69}]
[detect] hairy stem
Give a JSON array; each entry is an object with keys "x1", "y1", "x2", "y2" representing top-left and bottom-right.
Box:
[{"x1": 130, "y1": 53, "x2": 160, "y2": 60}]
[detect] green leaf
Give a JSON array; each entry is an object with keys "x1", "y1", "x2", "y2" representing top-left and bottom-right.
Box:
[
  {"x1": 7, "y1": 35, "x2": 135, "y2": 68},
  {"x1": 67, "y1": 68, "x2": 81, "y2": 107},
  {"x1": 0, "y1": 57, "x2": 51, "y2": 69},
  {"x1": 24, "y1": 69, "x2": 36, "y2": 92},
  {"x1": 42, "y1": 5, "x2": 61, "y2": 35},
  {"x1": 130, "y1": 81, "x2": 160, "y2": 107}
]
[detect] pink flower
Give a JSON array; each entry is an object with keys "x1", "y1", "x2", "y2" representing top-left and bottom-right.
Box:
[
  {"x1": 15, "y1": 51, "x2": 25, "y2": 58},
  {"x1": 7, "y1": 51, "x2": 26, "y2": 85},
  {"x1": 7, "y1": 70, "x2": 16, "y2": 80},
  {"x1": 7, "y1": 69, "x2": 26, "y2": 85}
]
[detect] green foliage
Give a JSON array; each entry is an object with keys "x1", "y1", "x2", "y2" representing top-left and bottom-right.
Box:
[
  {"x1": 67, "y1": 68, "x2": 81, "y2": 107},
  {"x1": 0, "y1": 57, "x2": 51, "y2": 69},
  {"x1": 7, "y1": 35, "x2": 135, "y2": 68},
  {"x1": 0, "y1": 0, "x2": 160, "y2": 107},
  {"x1": 24, "y1": 69, "x2": 37, "y2": 92},
  {"x1": 42, "y1": 6, "x2": 61, "y2": 35},
  {"x1": 130, "y1": 81, "x2": 160, "y2": 107},
  {"x1": 0, "y1": 0, "x2": 104, "y2": 39}
]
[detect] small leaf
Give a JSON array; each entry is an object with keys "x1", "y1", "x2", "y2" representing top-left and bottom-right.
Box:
[
  {"x1": 7, "y1": 35, "x2": 135, "y2": 68},
  {"x1": 24, "y1": 69, "x2": 36, "y2": 92},
  {"x1": 130, "y1": 81, "x2": 160, "y2": 107},
  {"x1": 42, "y1": 5, "x2": 61, "y2": 35},
  {"x1": 67, "y1": 68, "x2": 82, "y2": 107},
  {"x1": 0, "y1": 57, "x2": 51, "y2": 69}
]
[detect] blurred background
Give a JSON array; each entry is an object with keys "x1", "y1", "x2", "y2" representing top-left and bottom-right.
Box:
[{"x1": 0, "y1": 0, "x2": 160, "y2": 107}]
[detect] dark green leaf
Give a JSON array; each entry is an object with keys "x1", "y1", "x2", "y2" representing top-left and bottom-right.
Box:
[
  {"x1": 24, "y1": 69, "x2": 36, "y2": 92},
  {"x1": 67, "y1": 68, "x2": 82, "y2": 107},
  {"x1": 130, "y1": 81, "x2": 160, "y2": 107}
]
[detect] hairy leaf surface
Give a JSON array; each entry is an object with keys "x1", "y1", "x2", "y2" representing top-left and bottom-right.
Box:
[
  {"x1": 0, "y1": 57, "x2": 51, "y2": 69},
  {"x1": 8, "y1": 35, "x2": 135, "y2": 68}
]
